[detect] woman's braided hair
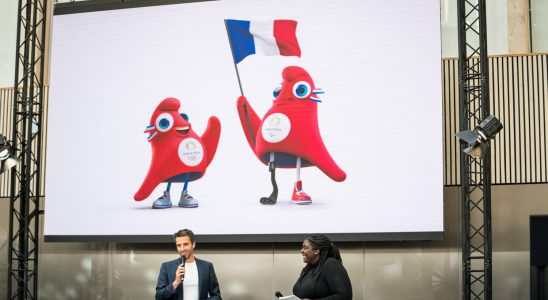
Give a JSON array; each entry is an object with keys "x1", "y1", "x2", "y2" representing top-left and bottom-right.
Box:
[{"x1": 299, "y1": 234, "x2": 342, "y2": 278}]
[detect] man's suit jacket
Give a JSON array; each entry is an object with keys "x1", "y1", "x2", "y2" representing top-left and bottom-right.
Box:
[{"x1": 155, "y1": 257, "x2": 222, "y2": 300}]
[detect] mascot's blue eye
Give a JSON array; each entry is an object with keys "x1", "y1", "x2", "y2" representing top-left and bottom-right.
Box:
[
  {"x1": 292, "y1": 81, "x2": 311, "y2": 99},
  {"x1": 155, "y1": 113, "x2": 174, "y2": 132},
  {"x1": 273, "y1": 85, "x2": 282, "y2": 98},
  {"x1": 159, "y1": 119, "x2": 169, "y2": 129}
]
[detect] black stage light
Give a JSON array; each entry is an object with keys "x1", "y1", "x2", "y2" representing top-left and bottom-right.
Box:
[
  {"x1": 0, "y1": 134, "x2": 18, "y2": 174},
  {"x1": 456, "y1": 114, "x2": 503, "y2": 158}
]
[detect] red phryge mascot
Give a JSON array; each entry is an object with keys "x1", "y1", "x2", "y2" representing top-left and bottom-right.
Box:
[
  {"x1": 134, "y1": 97, "x2": 221, "y2": 209},
  {"x1": 237, "y1": 66, "x2": 346, "y2": 205}
]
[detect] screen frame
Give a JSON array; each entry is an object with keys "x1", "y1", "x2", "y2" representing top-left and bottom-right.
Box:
[{"x1": 46, "y1": 0, "x2": 445, "y2": 243}]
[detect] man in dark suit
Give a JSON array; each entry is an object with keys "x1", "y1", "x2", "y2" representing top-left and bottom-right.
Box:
[{"x1": 155, "y1": 229, "x2": 222, "y2": 300}]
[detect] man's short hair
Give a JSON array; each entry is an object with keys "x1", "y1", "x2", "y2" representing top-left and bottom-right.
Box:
[{"x1": 173, "y1": 229, "x2": 195, "y2": 243}]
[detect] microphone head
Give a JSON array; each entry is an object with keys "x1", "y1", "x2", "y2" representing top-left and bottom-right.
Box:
[
  {"x1": 179, "y1": 255, "x2": 187, "y2": 281},
  {"x1": 275, "y1": 291, "x2": 283, "y2": 298}
]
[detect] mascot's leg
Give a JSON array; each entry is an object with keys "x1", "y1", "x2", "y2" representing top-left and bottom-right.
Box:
[
  {"x1": 179, "y1": 173, "x2": 198, "y2": 208},
  {"x1": 152, "y1": 181, "x2": 173, "y2": 209},
  {"x1": 260, "y1": 152, "x2": 278, "y2": 205},
  {"x1": 290, "y1": 156, "x2": 312, "y2": 205}
]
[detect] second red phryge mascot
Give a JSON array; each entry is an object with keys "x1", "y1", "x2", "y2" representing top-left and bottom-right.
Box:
[
  {"x1": 237, "y1": 66, "x2": 346, "y2": 205},
  {"x1": 134, "y1": 97, "x2": 221, "y2": 209}
]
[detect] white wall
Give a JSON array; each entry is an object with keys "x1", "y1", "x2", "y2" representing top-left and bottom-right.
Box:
[
  {"x1": 0, "y1": 0, "x2": 18, "y2": 88},
  {"x1": 531, "y1": 0, "x2": 548, "y2": 52},
  {"x1": 440, "y1": 0, "x2": 509, "y2": 58}
]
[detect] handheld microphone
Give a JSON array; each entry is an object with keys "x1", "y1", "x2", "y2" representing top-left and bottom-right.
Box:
[
  {"x1": 180, "y1": 255, "x2": 186, "y2": 281},
  {"x1": 275, "y1": 291, "x2": 283, "y2": 298}
]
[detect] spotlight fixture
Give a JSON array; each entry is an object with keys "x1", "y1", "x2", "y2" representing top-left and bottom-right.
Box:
[
  {"x1": 0, "y1": 134, "x2": 18, "y2": 174},
  {"x1": 456, "y1": 114, "x2": 503, "y2": 158}
]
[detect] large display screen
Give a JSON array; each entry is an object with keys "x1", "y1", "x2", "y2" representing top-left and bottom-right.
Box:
[{"x1": 45, "y1": 0, "x2": 443, "y2": 242}]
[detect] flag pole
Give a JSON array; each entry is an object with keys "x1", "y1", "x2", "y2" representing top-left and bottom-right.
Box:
[
  {"x1": 224, "y1": 19, "x2": 244, "y2": 96},
  {"x1": 224, "y1": 19, "x2": 256, "y2": 146}
]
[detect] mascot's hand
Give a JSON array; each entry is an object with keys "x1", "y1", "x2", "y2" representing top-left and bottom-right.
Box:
[
  {"x1": 201, "y1": 116, "x2": 221, "y2": 167},
  {"x1": 236, "y1": 95, "x2": 261, "y2": 151},
  {"x1": 237, "y1": 96, "x2": 248, "y2": 107}
]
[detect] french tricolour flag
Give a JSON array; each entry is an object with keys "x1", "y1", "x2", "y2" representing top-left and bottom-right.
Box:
[{"x1": 225, "y1": 19, "x2": 301, "y2": 64}]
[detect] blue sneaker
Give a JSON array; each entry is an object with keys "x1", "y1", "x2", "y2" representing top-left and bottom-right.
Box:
[
  {"x1": 152, "y1": 191, "x2": 172, "y2": 209},
  {"x1": 178, "y1": 190, "x2": 199, "y2": 208}
]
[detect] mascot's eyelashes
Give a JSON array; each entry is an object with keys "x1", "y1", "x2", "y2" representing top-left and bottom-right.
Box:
[{"x1": 292, "y1": 81, "x2": 311, "y2": 99}]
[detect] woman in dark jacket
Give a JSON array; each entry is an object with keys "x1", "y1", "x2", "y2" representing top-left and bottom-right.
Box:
[{"x1": 293, "y1": 234, "x2": 352, "y2": 300}]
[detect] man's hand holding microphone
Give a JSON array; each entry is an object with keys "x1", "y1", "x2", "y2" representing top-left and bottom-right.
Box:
[{"x1": 172, "y1": 255, "x2": 186, "y2": 289}]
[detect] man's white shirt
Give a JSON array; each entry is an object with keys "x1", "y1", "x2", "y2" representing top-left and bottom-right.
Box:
[{"x1": 183, "y1": 261, "x2": 199, "y2": 300}]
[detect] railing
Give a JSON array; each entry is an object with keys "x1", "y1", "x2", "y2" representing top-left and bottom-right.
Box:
[{"x1": 443, "y1": 54, "x2": 548, "y2": 185}]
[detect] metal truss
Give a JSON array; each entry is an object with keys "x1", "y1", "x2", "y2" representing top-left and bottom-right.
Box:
[
  {"x1": 457, "y1": 0, "x2": 492, "y2": 299},
  {"x1": 8, "y1": 0, "x2": 48, "y2": 298}
]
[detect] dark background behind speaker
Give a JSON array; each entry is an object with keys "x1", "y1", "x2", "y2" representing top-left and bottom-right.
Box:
[
  {"x1": 530, "y1": 215, "x2": 548, "y2": 300},
  {"x1": 531, "y1": 215, "x2": 548, "y2": 266}
]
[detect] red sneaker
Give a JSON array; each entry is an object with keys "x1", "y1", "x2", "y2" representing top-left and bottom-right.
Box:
[{"x1": 290, "y1": 180, "x2": 312, "y2": 205}]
